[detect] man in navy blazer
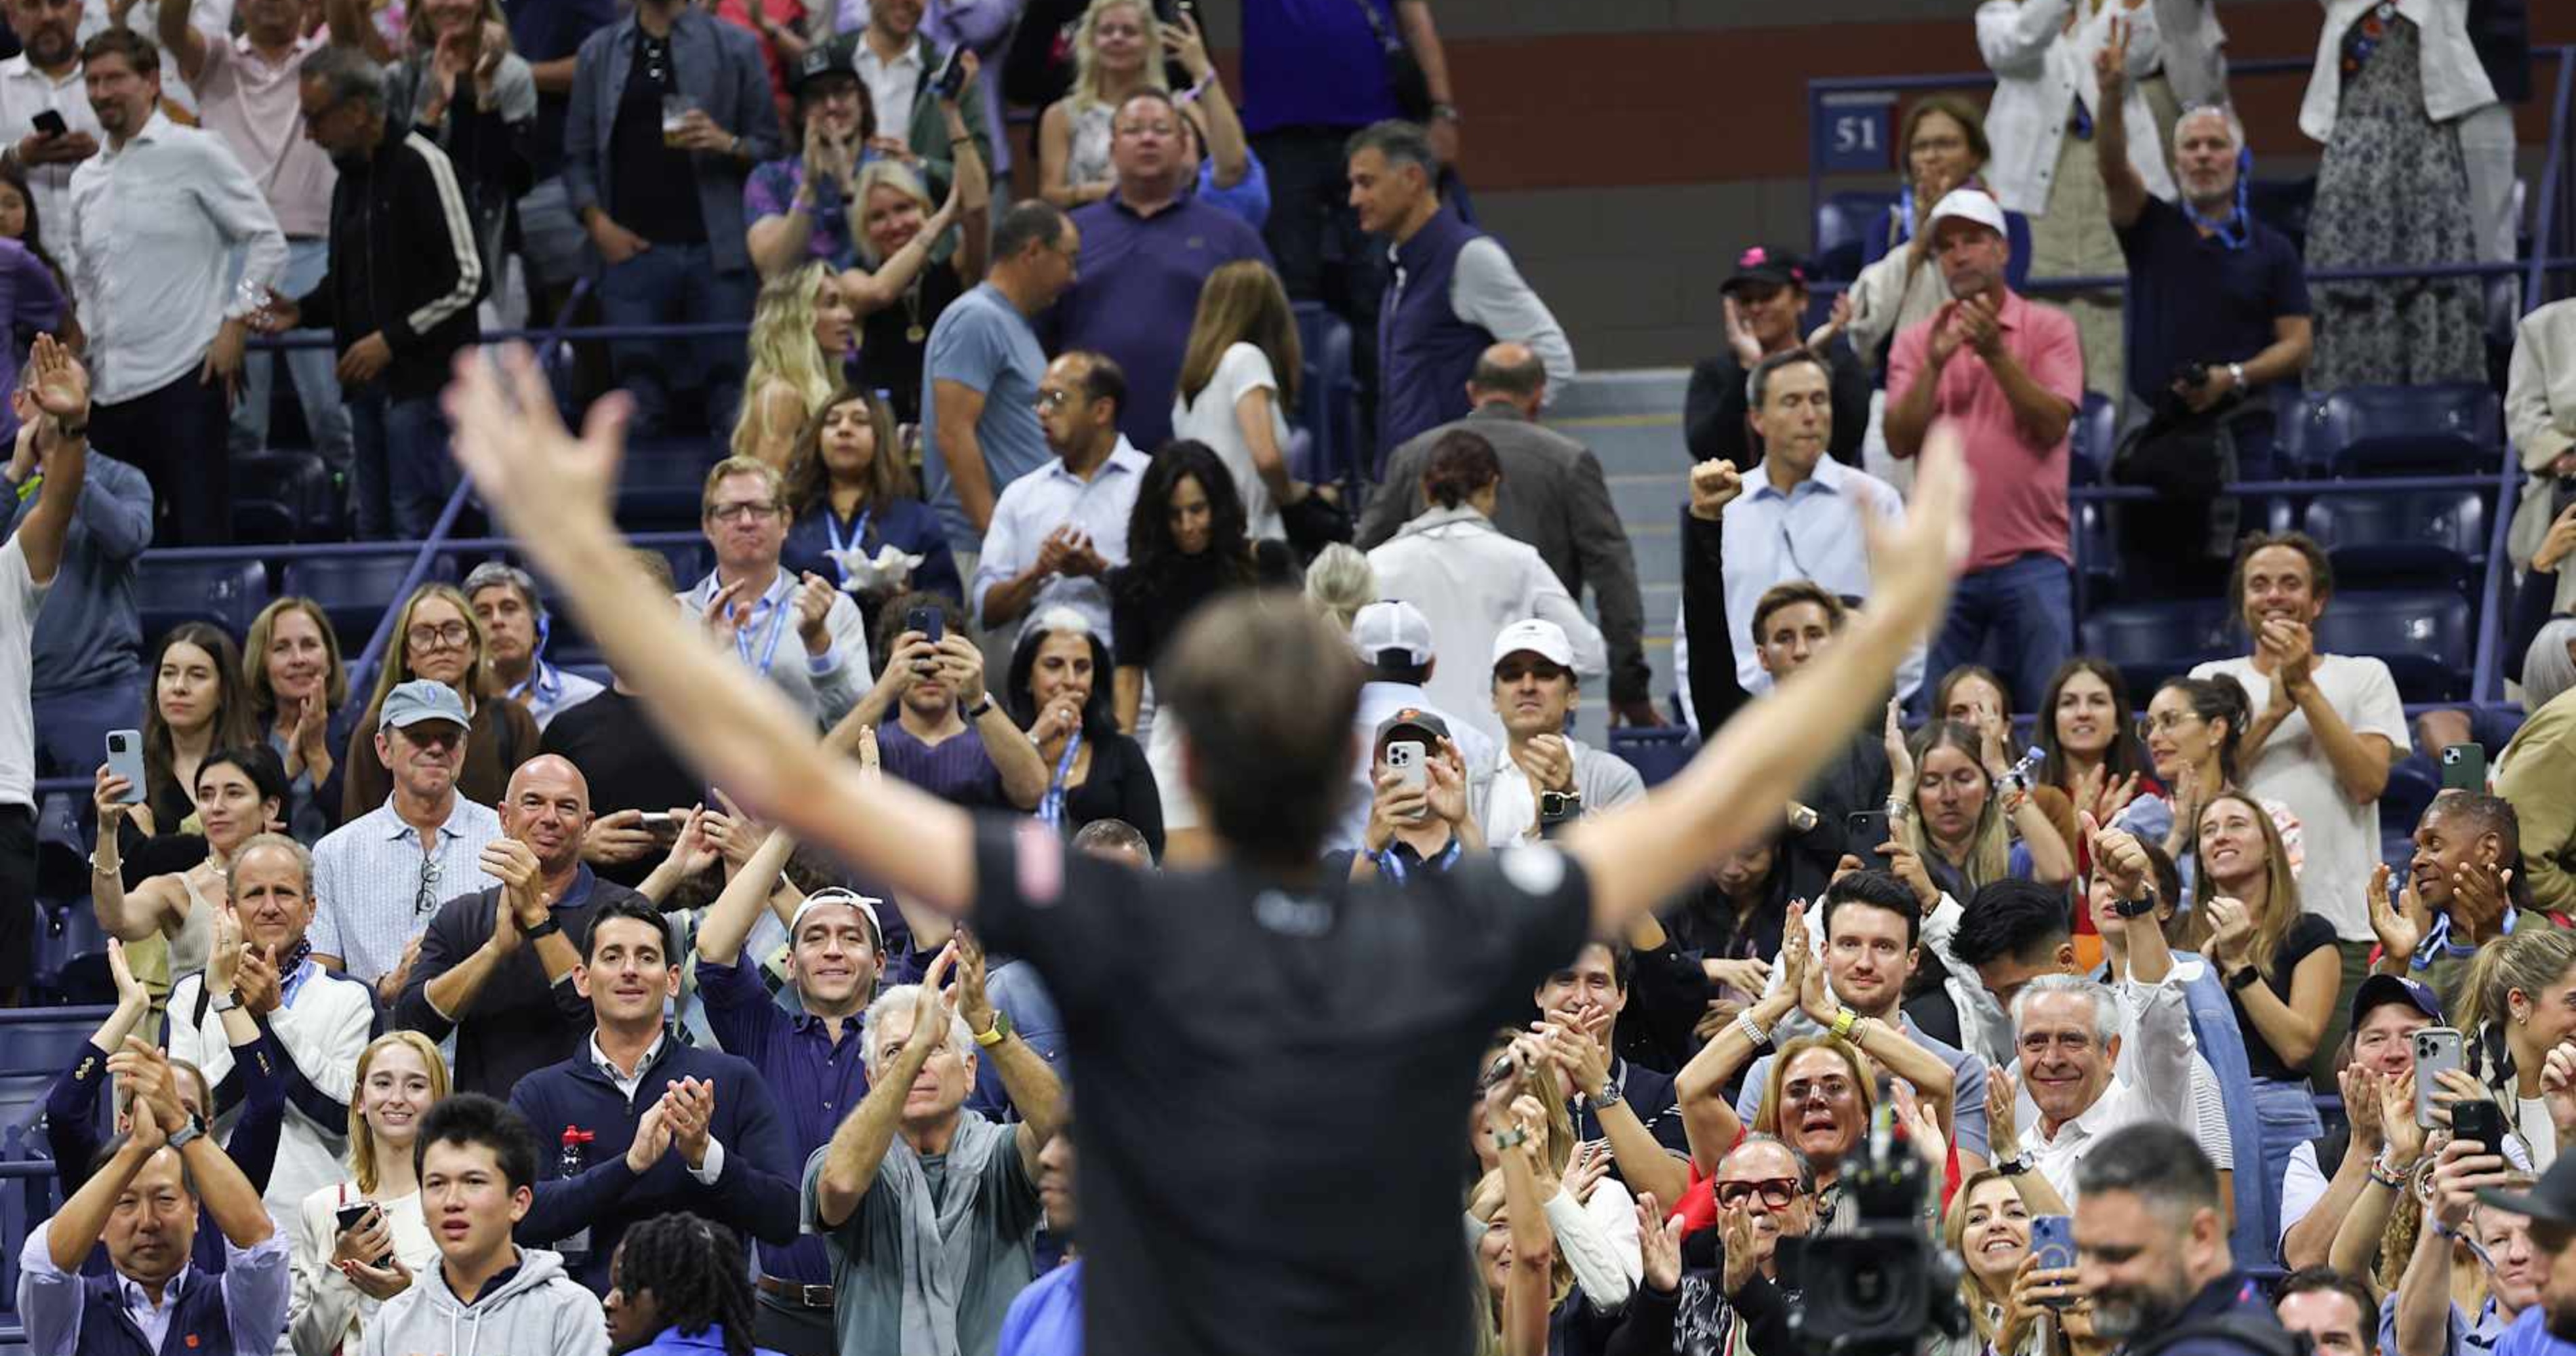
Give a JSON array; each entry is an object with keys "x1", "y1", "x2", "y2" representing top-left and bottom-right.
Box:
[
  {"x1": 508, "y1": 896, "x2": 801, "y2": 1294},
  {"x1": 563, "y1": 0, "x2": 779, "y2": 437}
]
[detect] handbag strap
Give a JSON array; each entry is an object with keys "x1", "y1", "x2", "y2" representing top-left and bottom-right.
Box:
[{"x1": 1346, "y1": 0, "x2": 1403, "y2": 54}]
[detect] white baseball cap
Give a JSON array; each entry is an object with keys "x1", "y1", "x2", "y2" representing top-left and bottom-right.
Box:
[
  {"x1": 1925, "y1": 187, "x2": 2009, "y2": 242},
  {"x1": 1351, "y1": 600, "x2": 1436, "y2": 667},
  {"x1": 1490, "y1": 618, "x2": 1575, "y2": 671}
]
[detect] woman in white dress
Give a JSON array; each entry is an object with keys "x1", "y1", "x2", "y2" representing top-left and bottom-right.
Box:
[
  {"x1": 1171, "y1": 259, "x2": 1316, "y2": 543},
  {"x1": 287, "y1": 1031, "x2": 449, "y2": 1356}
]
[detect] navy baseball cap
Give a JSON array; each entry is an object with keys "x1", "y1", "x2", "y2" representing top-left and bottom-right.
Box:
[{"x1": 2352, "y1": 974, "x2": 2442, "y2": 1026}]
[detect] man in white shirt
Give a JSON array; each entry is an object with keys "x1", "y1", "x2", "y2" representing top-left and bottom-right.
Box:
[
  {"x1": 973, "y1": 351, "x2": 1148, "y2": 641},
  {"x1": 0, "y1": 0, "x2": 100, "y2": 274},
  {"x1": 677, "y1": 456, "x2": 872, "y2": 731},
  {"x1": 0, "y1": 334, "x2": 88, "y2": 1007},
  {"x1": 165, "y1": 833, "x2": 376, "y2": 1230},
  {"x1": 1326, "y1": 599, "x2": 1493, "y2": 854},
  {"x1": 2189, "y1": 530, "x2": 2407, "y2": 1081},
  {"x1": 1672, "y1": 349, "x2": 1920, "y2": 721},
  {"x1": 157, "y1": 0, "x2": 352, "y2": 473},
  {"x1": 67, "y1": 27, "x2": 284, "y2": 545},
  {"x1": 2009, "y1": 909, "x2": 2198, "y2": 1205}
]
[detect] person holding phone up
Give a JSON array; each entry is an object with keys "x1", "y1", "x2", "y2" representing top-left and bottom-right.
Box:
[
  {"x1": 825, "y1": 591, "x2": 1048, "y2": 812},
  {"x1": 1339, "y1": 709, "x2": 1480, "y2": 885}
]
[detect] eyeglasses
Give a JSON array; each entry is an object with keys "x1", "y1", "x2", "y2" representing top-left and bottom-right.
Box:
[
  {"x1": 708, "y1": 501, "x2": 782, "y2": 524},
  {"x1": 1783, "y1": 1076, "x2": 1853, "y2": 1105},
  {"x1": 413, "y1": 851, "x2": 445, "y2": 917},
  {"x1": 2135, "y1": 711, "x2": 2205, "y2": 740},
  {"x1": 406, "y1": 622, "x2": 472, "y2": 650},
  {"x1": 1714, "y1": 1178, "x2": 1803, "y2": 1209},
  {"x1": 1034, "y1": 388, "x2": 1074, "y2": 410}
]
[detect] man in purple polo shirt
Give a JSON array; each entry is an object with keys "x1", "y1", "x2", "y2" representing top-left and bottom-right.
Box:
[
  {"x1": 1045, "y1": 87, "x2": 1269, "y2": 451},
  {"x1": 690, "y1": 821, "x2": 887, "y2": 1356},
  {"x1": 1884, "y1": 186, "x2": 2082, "y2": 712},
  {"x1": 839, "y1": 591, "x2": 1047, "y2": 812}
]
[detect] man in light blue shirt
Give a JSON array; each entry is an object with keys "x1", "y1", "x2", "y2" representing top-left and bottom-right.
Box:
[
  {"x1": 974, "y1": 351, "x2": 1148, "y2": 641},
  {"x1": 1324, "y1": 599, "x2": 1493, "y2": 855},
  {"x1": 16, "y1": 1042, "x2": 291, "y2": 1355},
  {"x1": 923, "y1": 200, "x2": 1077, "y2": 562},
  {"x1": 1675, "y1": 348, "x2": 1918, "y2": 727}
]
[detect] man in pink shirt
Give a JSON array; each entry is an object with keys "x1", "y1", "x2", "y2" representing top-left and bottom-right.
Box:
[{"x1": 1885, "y1": 186, "x2": 2082, "y2": 713}]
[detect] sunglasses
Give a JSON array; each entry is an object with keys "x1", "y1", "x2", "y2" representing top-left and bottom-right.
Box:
[{"x1": 1714, "y1": 1178, "x2": 1803, "y2": 1209}]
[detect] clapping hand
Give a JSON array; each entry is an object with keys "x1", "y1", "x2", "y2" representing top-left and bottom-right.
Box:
[
  {"x1": 2543, "y1": 1041, "x2": 2576, "y2": 1140},
  {"x1": 27, "y1": 333, "x2": 87, "y2": 440},
  {"x1": 1986, "y1": 1062, "x2": 2022, "y2": 1159},
  {"x1": 2451, "y1": 860, "x2": 2514, "y2": 944},
  {"x1": 660, "y1": 1077, "x2": 716, "y2": 1170},
  {"x1": 2367, "y1": 863, "x2": 2426, "y2": 967},
  {"x1": 1723, "y1": 296, "x2": 1763, "y2": 368},
  {"x1": 2202, "y1": 895, "x2": 2255, "y2": 968},
  {"x1": 793, "y1": 572, "x2": 838, "y2": 654},
  {"x1": 1636, "y1": 1195, "x2": 1683, "y2": 1294}
]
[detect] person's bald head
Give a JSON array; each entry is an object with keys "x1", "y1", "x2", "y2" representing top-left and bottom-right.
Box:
[
  {"x1": 1467, "y1": 342, "x2": 1546, "y2": 418},
  {"x1": 500, "y1": 754, "x2": 595, "y2": 875}
]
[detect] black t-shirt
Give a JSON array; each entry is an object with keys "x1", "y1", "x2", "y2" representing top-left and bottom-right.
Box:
[
  {"x1": 858, "y1": 262, "x2": 967, "y2": 425},
  {"x1": 2115, "y1": 195, "x2": 2309, "y2": 409},
  {"x1": 2232, "y1": 911, "x2": 2339, "y2": 1082},
  {"x1": 968, "y1": 816, "x2": 1594, "y2": 1356},
  {"x1": 540, "y1": 688, "x2": 707, "y2": 884},
  {"x1": 609, "y1": 28, "x2": 708, "y2": 245}
]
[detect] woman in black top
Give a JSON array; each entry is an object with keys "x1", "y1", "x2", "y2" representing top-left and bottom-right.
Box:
[
  {"x1": 1006, "y1": 606, "x2": 1163, "y2": 860},
  {"x1": 851, "y1": 157, "x2": 989, "y2": 424},
  {"x1": 1110, "y1": 441, "x2": 1292, "y2": 858}
]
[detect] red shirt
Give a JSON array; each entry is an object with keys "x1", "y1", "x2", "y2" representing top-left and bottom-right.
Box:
[{"x1": 1887, "y1": 290, "x2": 2083, "y2": 572}]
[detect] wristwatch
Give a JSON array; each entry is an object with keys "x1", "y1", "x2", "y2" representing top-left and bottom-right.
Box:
[
  {"x1": 2227, "y1": 964, "x2": 2262, "y2": 992},
  {"x1": 2111, "y1": 892, "x2": 2160, "y2": 919},
  {"x1": 523, "y1": 913, "x2": 563, "y2": 942},
  {"x1": 964, "y1": 696, "x2": 995, "y2": 720},
  {"x1": 210, "y1": 989, "x2": 242, "y2": 1014},
  {"x1": 165, "y1": 1115, "x2": 206, "y2": 1151},
  {"x1": 1590, "y1": 1080, "x2": 1624, "y2": 1111},
  {"x1": 1996, "y1": 1151, "x2": 2036, "y2": 1178},
  {"x1": 974, "y1": 1009, "x2": 1013, "y2": 1048},
  {"x1": 1537, "y1": 791, "x2": 1582, "y2": 823},
  {"x1": 2226, "y1": 361, "x2": 2247, "y2": 391}
]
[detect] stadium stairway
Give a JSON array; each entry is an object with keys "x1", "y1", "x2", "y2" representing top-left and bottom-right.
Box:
[{"x1": 1544, "y1": 370, "x2": 1689, "y2": 743}]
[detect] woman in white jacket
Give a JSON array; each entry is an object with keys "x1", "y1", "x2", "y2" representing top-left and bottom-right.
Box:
[
  {"x1": 1365, "y1": 431, "x2": 1605, "y2": 751},
  {"x1": 1976, "y1": 0, "x2": 2175, "y2": 401},
  {"x1": 289, "y1": 1031, "x2": 449, "y2": 1356}
]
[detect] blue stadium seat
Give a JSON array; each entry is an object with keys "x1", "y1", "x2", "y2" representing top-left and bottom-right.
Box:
[
  {"x1": 32, "y1": 794, "x2": 85, "y2": 902},
  {"x1": 2312, "y1": 591, "x2": 2474, "y2": 702},
  {"x1": 616, "y1": 439, "x2": 718, "y2": 532},
  {"x1": 1609, "y1": 727, "x2": 1697, "y2": 789},
  {"x1": 2283, "y1": 384, "x2": 2503, "y2": 477},
  {"x1": 2076, "y1": 600, "x2": 2236, "y2": 697},
  {"x1": 1813, "y1": 191, "x2": 1896, "y2": 283},
  {"x1": 230, "y1": 450, "x2": 342, "y2": 543},
  {"x1": 2302, "y1": 492, "x2": 2487, "y2": 589},
  {"x1": 31, "y1": 899, "x2": 108, "y2": 1006},
  {"x1": 281, "y1": 553, "x2": 458, "y2": 647},
  {"x1": 1292, "y1": 302, "x2": 1358, "y2": 485},
  {"x1": 2246, "y1": 177, "x2": 2314, "y2": 253},
  {"x1": 2070, "y1": 393, "x2": 2117, "y2": 487},
  {"x1": 133, "y1": 559, "x2": 268, "y2": 644},
  {"x1": 2380, "y1": 753, "x2": 2440, "y2": 839},
  {"x1": 2075, "y1": 502, "x2": 2118, "y2": 602},
  {"x1": 0, "y1": 1008, "x2": 113, "y2": 1079}
]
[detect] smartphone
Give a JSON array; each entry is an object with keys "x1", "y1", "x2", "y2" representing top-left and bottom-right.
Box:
[
  {"x1": 334, "y1": 1202, "x2": 395, "y2": 1267},
  {"x1": 104, "y1": 730, "x2": 146, "y2": 804},
  {"x1": 637, "y1": 811, "x2": 677, "y2": 829},
  {"x1": 2453, "y1": 1100, "x2": 2504, "y2": 1160},
  {"x1": 2029, "y1": 1216, "x2": 2076, "y2": 1300},
  {"x1": 2415, "y1": 1026, "x2": 2466, "y2": 1128},
  {"x1": 1844, "y1": 810, "x2": 1894, "y2": 873},
  {"x1": 931, "y1": 44, "x2": 969, "y2": 100},
  {"x1": 2441, "y1": 743, "x2": 2487, "y2": 793},
  {"x1": 906, "y1": 605, "x2": 944, "y2": 647},
  {"x1": 31, "y1": 110, "x2": 65, "y2": 138}
]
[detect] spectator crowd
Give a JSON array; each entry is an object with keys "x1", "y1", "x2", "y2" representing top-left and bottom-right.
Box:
[{"x1": 0, "y1": 0, "x2": 2569, "y2": 1355}]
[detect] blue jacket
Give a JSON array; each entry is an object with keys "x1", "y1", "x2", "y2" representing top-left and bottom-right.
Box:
[
  {"x1": 509, "y1": 1034, "x2": 803, "y2": 1293},
  {"x1": 562, "y1": 7, "x2": 780, "y2": 275},
  {"x1": 624, "y1": 1323, "x2": 784, "y2": 1356},
  {"x1": 2176, "y1": 951, "x2": 2275, "y2": 1264}
]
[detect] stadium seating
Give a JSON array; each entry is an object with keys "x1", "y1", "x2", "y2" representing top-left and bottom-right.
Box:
[
  {"x1": 133, "y1": 559, "x2": 269, "y2": 644},
  {"x1": 2381, "y1": 753, "x2": 2441, "y2": 839},
  {"x1": 616, "y1": 439, "x2": 721, "y2": 532},
  {"x1": 1608, "y1": 726, "x2": 1698, "y2": 790},
  {"x1": 2312, "y1": 590, "x2": 2476, "y2": 703},
  {"x1": 0, "y1": 1008, "x2": 111, "y2": 1079},
  {"x1": 2070, "y1": 393, "x2": 2117, "y2": 487},
  {"x1": 2299, "y1": 491, "x2": 2487, "y2": 590},
  {"x1": 2282, "y1": 384, "x2": 2503, "y2": 478},
  {"x1": 1292, "y1": 303, "x2": 1361, "y2": 486},
  {"x1": 1813, "y1": 191, "x2": 1897, "y2": 283},
  {"x1": 231, "y1": 450, "x2": 344, "y2": 543},
  {"x1": 283, "y1": 553, "x2": 458, "y2": 645},
  {"x1": 30, "y1": 900, "x2": 108, "y2": 1008},
  {"x1": 2076, "y1": 599, "x2": 2236, "y2": 696}
]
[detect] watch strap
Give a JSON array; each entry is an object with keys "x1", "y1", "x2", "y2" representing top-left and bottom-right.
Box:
[
  {"x1": 2228, "y1": 964, "x2": 2262, "y2": 992},
  {"x1": 165, "y1": 1116, "x2": 205, "y2": 1151},
  {"x1": 965, "y1": 696, "x2": 994, "y2": 720},
  {"x1": 1996, "y1": 1151, "x2": 2034, "y2": 1177},
  {"x1": 973, "y1": 1010, "x2": 1010, "y2": 1046},
  {"x1": 1829, "y1": 1008, "x2": 1859, "y2": 1040},
  {"x1": 210, "y1": 989, "x2": 242, "y2": 1013},
  {"x1": 523, "y1": 913, "x2": 563, "y2": 941}
]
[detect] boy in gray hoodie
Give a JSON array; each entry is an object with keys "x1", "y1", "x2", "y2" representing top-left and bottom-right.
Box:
[{"x1": 359, "y1": 1094, "x2": 607, "y2": 1356}]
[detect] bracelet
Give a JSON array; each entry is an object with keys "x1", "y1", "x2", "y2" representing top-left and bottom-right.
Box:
[
  {"x1": 56, "y1": 420, "x2": 85, "y2": 440},
  {"x1": 950, "y1": 136, "x2": 975, "y2": 148},
  {"x1": 89, "y1": 856, "x2": 115, "y2": 876},
  {"x1": 1733, "y1": 1011, "x2": 1772, "y2": 1048},
  {"x1": 1493, "y1": 1127, "x2": 1529, "y2": 1151},
  {"x1": 2368, "y1": 1153, "x2": 2411, "y2": 1190}
]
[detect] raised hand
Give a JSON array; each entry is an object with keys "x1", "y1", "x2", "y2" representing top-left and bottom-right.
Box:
[
  {"x1": 27, "y1": 332, "x2": 88, "y2": 428},
  {"x1": 2367, "y1": 864, "x2": 2422, "y2": 966},
  {"x1": 106, "y1": 936, "x2": 145, "y2": 1010},
  {"x1": 1883, "y1": 698, "x2": 1914, "y2": 789},
  {"x1": 1723, "y1": 296, "x2": 1763, "y2": 367},
  {"x1": 953, "y1": 927, "x2": 997, "y2": 1035},
  {"x1": 2543, "y1": 1042, "x2": 2576, "y2": 1139},
  {"x1": 1986, "y1": 1062, "x2": 2021, "y2": 1159},
  {"x1": 1687, "y1": 458, "x2": 1743, "y2": 522},
  {"x1": 93, "y1": 761, "x2": 136, "y2": 829},
  {"x1": 1889, "y1": 1079, "x2": 1948, "y2": 1170},
  {"x1": 2338, "y1": 1062, "x2": 2385, "y2": 1154},
  {"x1": 1636, "y1": 1195, "x2": 1683, "y2": 1292},
  {"x1": 209, "y1": 903, "x2": 245, "y2": 996},
  {"x1": 444, "y1": 343, "x2": 630, "y2": 539},
  {"x1": 2093, "y1": 14, "x2": 2129, "y2": 102},
  {"x1": 2430, "y1": 1135, "x2": 2515, "y2": 1233},
  {"x1": 625, "y1": 1096, "x2": 675, "y2": 1172}
]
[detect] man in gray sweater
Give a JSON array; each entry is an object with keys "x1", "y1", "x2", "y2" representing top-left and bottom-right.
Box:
[{"x1": 1358, "y1": 342, "x2": 1655, "y2": 727}]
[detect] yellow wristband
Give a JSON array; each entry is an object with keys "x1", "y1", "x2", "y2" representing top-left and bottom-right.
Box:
[{"x1": 1830, "y1": 1008, "x2": 1859, "y2": 1040}]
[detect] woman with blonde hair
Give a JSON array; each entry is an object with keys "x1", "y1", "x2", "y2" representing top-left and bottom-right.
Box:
[
  {"x1": 339, "y1": 582, "x2": 540, "y2": 819},
  {"x1": 1893, "y1": 719, "x2": 2076, "y2": 902},
  {"x1": 2453, "y1": 924, "x2": 2576, "y2": 1172},
  {"x1": 245, "y1": 598, "x2": 355, "y2": 843},
  {"x1": 851, "y1": 141, "x2": 990, "y2": 424},
  {"x1": 1465, "y1": 1029, "x2": 1635, "y2": 1317},
  {"x1": 1302, "y1": 543, "x2": 1374, "y2": 632},
  {"x1": 1037, "y1": 0, "x2": 1165, "y2": 208},
  {"x1": 778, "y1": 385, "x2": 961, "y2": 636},
  {"x1": 288, "y1": 1031, "x2": 448, "y2": 1355},
  {"x1": 1171, "y1": 259, "x2": 1310, "y2": 543},
  {"x1": 732, "y1": 261, "x2": 858, "y2": 469}
]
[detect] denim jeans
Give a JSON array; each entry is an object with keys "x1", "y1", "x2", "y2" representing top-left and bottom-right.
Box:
[
  {"x1": 595, "y1": 241, "x2": 754, "y2": 439},
  {"x1": 1925, "y1": 551, "x2": 2072, "y2": 713},
  {"x1": 346, "y1": 386, "x2": 454, "y2": 539},
  {"x1": 230, "y1": 237, "x2": 353, "y2": 466}
]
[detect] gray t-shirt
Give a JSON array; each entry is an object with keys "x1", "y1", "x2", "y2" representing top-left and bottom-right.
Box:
[
  {"x1": 919, "y1": 282, "x2": 1052, "y2": 554},
  {"x1": 800, "y1": 1111, "x2": 1041, "y2": 1356}
]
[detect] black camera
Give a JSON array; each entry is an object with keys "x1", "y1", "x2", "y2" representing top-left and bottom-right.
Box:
[{"x1": 1779, "y1": 1085, "x2": 1969, "y2": 1356}]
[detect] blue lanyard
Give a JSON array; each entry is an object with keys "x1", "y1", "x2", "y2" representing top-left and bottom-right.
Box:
[
  {"x1": 822, "y1": 505, "x2": 874, "y2": 586},
  {"x1": 1373, "y1": 836, "x2": 1461, "y2": 885},
  {"x1": 1035, "y1": 727, "x2": 1083, "y2": 828},
  {"x1": 736, "y1": 582, "x2": 795, "y2": 677}
]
